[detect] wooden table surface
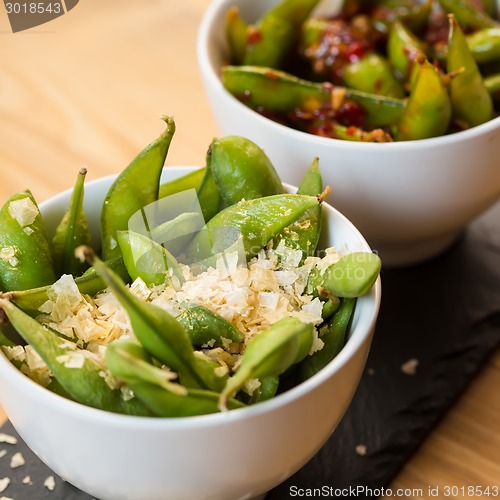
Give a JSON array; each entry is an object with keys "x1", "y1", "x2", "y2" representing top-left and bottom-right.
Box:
[{"x1": 0, "y1": 1, "x2": 499, "y2": 497}]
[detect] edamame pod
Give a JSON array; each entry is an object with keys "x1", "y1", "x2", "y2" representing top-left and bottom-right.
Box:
[
  {"x1": 466, "y1": 27, "x2": 500, "y2": 64},
  {"x1": 0, "y1": 191, "x2": 55, "y2": 292},
  {"x1": 51, "y1": 167, "x2": 91, "y2": 277},
  {"x1": 9, "y1": 256, "x2": 129, "y2": 316},
  {"x1": 101, "y1": 116, "x2": 176, "y2": 260},
  {"x1": 222, "y1": 65, "x2": 407, "y2": 127},
  {"x1": 243, "y1": 0, "x2": 321, "y2": 68},
  {"x1": 159, "y1": 167, "x2": 206, "y2": 199},
  {"x1": 176, "y1": 305, "x2": 243, "y2": 346},
  {"x1": 396, "y1": 56, "x2": 451, "y2": 141},
  {"x1": 197, "y1": 150, "x2": 222, "y2": 222},
  {"x1": 0, "y1": 297, "x2": 152, "y2": 416},
  {"x1": 447, "y1": 14, "x2": 493, "y2": 128},
  {"x1": 342, "y1": 53, "x2": 406, "y2": 98},
  {"x1": 387, "y1": 21, "x2": 426, "y2": 84},
  {"x1": 225, "y1": 6, "x2": 248, "y2": 65},
  {"x1": 307, "y1": 252, "x2": 381, "y2": 298},
  {"x1": 438, "y1": 0, "x2": 500, "y2": 30},
  {"x1": 186, "y1": 192, "x2": 325, "y2": 262},
  {"x1": 210, "y1": 136, "x2": 283, "y2": 206},
  {"x1": 81, "y1": 248, "x2": 223, "y2": 392},
  {"x1": 116, "y1": 231, "x2": 182, "y2": 286},
  {"x1": 273, "y1": 157, "x2": 322, "y2": 260},
  {"x1": 248, "y1": 375, "x2": 279, "y2": 404},
  {"x1": 219, "y1": 317, "x2": 314, "y2": 409},
  {"x1": 298, "y1": 297, "x2": 356, "y2": 380},
  {"x1": 106, "y1": 340, "x2": 244, "y2": 417}
]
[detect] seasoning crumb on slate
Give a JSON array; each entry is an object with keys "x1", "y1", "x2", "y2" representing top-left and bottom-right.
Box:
[
  {"x1": 0, "y1": 497, "x2": 15, "y2": 500},
  {"x1": 9, "y1": 453, "x2": 24, "y2": 469},
  {"x1": 367, "y1": 368, "x2": 375, "y2": 376},
  {"x1": 0, "y1": 478, "x2": 10, "y2": 493},
  {"x1": 0, "y1": 451, "x2": 6, "y2": 459},
  {"x1": 44, "y1": 475, "x2": 56, "y2": 491},
  {"x1": 22, "y1": 476, "x2": 31, "y2": 485},
  {"x1": 0, "y1": 435, "x2": 17, "y2": 445},
  {"x1": 355, "y1": 444, "x2": 367, "y2": 456},
  {"x1": 401, "y1": 358, "x2": 419, "y2": 375}
]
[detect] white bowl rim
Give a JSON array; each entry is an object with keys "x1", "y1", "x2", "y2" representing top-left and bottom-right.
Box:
[
  {"x1": 197, "y1": 0, "x2": 500, "y2": 151},
  {"x1": 0, "y1": 167, "x2": 381, "y2": 430}
]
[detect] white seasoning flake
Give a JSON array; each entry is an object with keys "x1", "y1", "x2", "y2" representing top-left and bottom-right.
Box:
[
  {"x1": 0, "y1": 247, "x2": 18, "y2": 267},
  {"x1": 401, "y1": 358, "x2": 419, "y2": 376},
  {"x1": 44, "y1": 475, "x2": 56, "y2": 491},
  {"x1": 355, "y1": 444, "x2": 367, "y2": 456},
  {"x1": 0, "y1": 450, "x2": 6, "y2": 459},
  {"x1": 8, "y1": 197, "x2": 39, "y2": 227},
  {"x1": 0, "y1": 478, "x2": 10, "y2": 493},
  {"x1": 22, "y1": 475, "x2": 31, "y2": 484},
  {"x1": 9, "y1": 452, "x2": 24, "y2": 469},
  {"x1": 23, "y1": 227, "x2": 34, "y2": 236},
  {"x1": 0, "y1": 497, "x2": 15, "y2": 500},
  {"x1": 0, "y1": 435, "x2": 17, "y2": 445}
]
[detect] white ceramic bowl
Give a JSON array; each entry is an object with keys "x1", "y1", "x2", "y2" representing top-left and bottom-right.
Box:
[
  {"x1": 0, "y1": 167, "x2": 381, "y2": 500},
  {"x1": 197, "y1": 0, "x2": 500, "y2": 266}
]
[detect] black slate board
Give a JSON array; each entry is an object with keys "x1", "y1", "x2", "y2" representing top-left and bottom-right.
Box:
[{"x1": 2, "y1": 201, "x2": 500, "y2": 500}]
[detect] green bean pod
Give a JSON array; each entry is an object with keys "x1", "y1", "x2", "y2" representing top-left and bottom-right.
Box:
[
  {"x1": 225, "y1": 6, "x2": 248, "y2": 65},
  {"x1": 342, "y1": 53, "x2": 406, "y2": 98},
  {"x1": 186, "y1": 192, "x2": 323, "y2": 263},
  {"x1": 219, "y1": 317, "x2": 314, "y2": 409},
  {"x1": 0, "y1": 191, "x2": 55, "y2": 292},
  {"x1": 447, "y1": 14, "x2": 493, "y2": 128},
  {"x1": 273, "y1": 157, "x2": 322, "y2": 260},
  {"x1": 82, "y1": 248, "x2": 224, "y2": 392},
  {"x1": 106, "y1": 340, "x2": 244, "y2": 417},
  {"x1": 116, "y1": 231, "x2": 182, "y2": 286},
  {"x1": 395, "y1": 56, "x2": 452, "y2": 141},
  {"x1": 307, "y1": 252, "x2": 381, "y2": 298},
  {"x1": 0, "y1": 297, "x2": 152, "y2": 416},
  {"x1": 101, "y1": 116, "x2": 176, "y2": 260},
  {"x1": 51, "y1": 168, "x2": 91, "y2": 277},
  {"x1": 222, "y1": 65, "x2": 407, "y2": 127},
  {"x1": 438, "y1": 0, "x2": 500, "y2": 30},
  {"x1": 210, "y1": 136, "x2": 283, "y2": 206},
  {"x1": 298, "y1": 297, "x2": 356, "y2": 380},
  {"x1": 176, "y1": 305, "x2": 243, "y2": 346},
  {"x1": 159, "y1": 167, "x2": 206, "y2": 199},
  {"x1": 9, "y1": 256, "x2": 129, "y2": 316}
]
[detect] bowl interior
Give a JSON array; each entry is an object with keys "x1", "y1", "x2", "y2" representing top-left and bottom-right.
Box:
[{"x1": 0, "y1": 166, "x2": 381, "y2": 427}]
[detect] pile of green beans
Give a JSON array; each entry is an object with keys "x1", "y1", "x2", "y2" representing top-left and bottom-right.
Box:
[
  {"x1": 0, "y1": 117, "x2": 380, "y2": 417},
  {"x1": 223, "y1": 0, "x2": 500, "y2": 141}
]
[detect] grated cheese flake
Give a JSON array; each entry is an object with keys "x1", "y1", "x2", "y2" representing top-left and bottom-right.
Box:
[
  {"x1": 9, "y1": 452, "x2": 24, "y2": 469},
  {"x1": 44, "y1": 475, "x2": 56, "y2": 491},
  {"x1": 0, "y1": 478, "x2": 10, "y2": 493},
  {"x1": 0, "y1": 451, "x2": 6, "y2": 459},
  {"x1": 22, "y1": 475, "x2": 32, "y2": 485},
  {"x1": 0, "y1": 247, "x2": 18, "y2": 267},
  {"x1": 0, "y1": 435, "x2": 16, "y2": 445},
  {"x1": 8, "y1": 197, "x2": 38, "y2": 227}
]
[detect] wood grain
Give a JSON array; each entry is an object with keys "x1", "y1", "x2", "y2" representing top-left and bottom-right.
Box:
[{"x1": 0, "y1": 1, "x2": 499, "y2": 496}]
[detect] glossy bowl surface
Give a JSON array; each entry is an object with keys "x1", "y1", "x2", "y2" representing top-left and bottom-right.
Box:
[
  {"x1": 0, "y1": 167, "x2": 381, "y2": 500},
  {"x1": 197, "y1": 0, "x2": 500, "y2": 266}
]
